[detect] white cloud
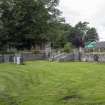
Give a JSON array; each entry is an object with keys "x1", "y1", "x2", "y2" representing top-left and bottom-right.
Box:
[{"x1": 59, "y1": 0, "x2": 105, "y2": 41}]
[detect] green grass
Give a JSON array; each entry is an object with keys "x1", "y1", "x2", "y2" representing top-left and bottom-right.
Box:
[{"x1": 0, "y1": 61, "x2": 105, "y2": 105}]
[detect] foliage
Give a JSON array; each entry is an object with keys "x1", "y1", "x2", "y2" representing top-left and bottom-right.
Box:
[
  {"x1": 49, "y1": 23, "x2": 71, "y2": 49},
  {"x1": 67, "y1": 21, "x2": 99, "y2": 48},
  {"x1": 85, "y1": 27, "x2": 99, "y2": 42},
  {"x1": 0, "y1": 0, "x2": 60, "y2": 50},
  {"x1": 0, "y1": 0, "x2": 99, "y2": 51},
  {"x1": 63, "y1": 42, "x2": 73, "y2": 53}
]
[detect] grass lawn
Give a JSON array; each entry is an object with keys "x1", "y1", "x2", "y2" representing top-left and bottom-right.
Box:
[{"x1": 0, "y1": 61, "x2": 105, "y2": 105}]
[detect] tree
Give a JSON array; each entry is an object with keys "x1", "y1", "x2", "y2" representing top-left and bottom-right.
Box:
[
  {"x1": 85, "y1": 27, "x2": 99, "y2": 42},
  {"x1": 48, "y1": 22, "x2": 72, "y2": 49},
  {"x1": 0, "y1": 0, "x2": 60, "y2": 51},
  {"x1": 67, "y1": 21, "x2": 99, "y2": 48},
  {"x1": 67, "y1": 27, "x2": 84, "y2": 48},
  {"x1": 75, "y1": 21, "x2": 89, "y2": 39}
]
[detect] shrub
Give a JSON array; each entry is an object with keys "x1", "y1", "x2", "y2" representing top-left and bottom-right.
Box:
[{"x1": 63, "y1": 43, "x2": 73, "y2": 53}]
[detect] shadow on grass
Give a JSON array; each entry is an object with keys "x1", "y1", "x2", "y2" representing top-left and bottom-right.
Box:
[
  {"x1": 59, "y1": 87, "x2": 105, "y2": 105},
  {"x1": 61, "y1": 94, "x2": 81, "y2": 101}
]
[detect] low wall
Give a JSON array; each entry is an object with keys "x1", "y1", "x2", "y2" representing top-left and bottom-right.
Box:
[
  {"x1": 1, "y1": 52, "x2": 105, "y2": 63},
  {"x1": 97, "y1": 54, "x2": 105, "y2": 62},
  {"x1": 81, "y1": 54, "x2": 105, "y2": 62},
  {"x1": 22, "y1": 53, "x2": 46, "y2": 61},
  {"x1": 0, "y1": 53, "x2": 46, "y2": 63},
  {"x1": 81, "y1": 54, "x2": 94, "y2": 62},
  {"x1": 53, "y1": 52, "x2": 105, "y2": 63},
  {"x1": 0, "y1": 55, "x2": 3, "y2": 63}
]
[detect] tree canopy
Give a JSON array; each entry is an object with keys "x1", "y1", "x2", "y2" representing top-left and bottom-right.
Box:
[
  {"x1": 67, "y1": 21, "x2": 99, "y2": 48},
  {"x1": 0, "y1": 0, "x2": 61, "y2": 50},
  {"x1": 0, "y1": 0, "x2": 99, "y2": 51}
]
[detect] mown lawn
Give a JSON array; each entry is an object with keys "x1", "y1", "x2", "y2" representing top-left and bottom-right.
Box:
[{"x1": 0, "y1": 61, "x2": 105, "y2": 105}]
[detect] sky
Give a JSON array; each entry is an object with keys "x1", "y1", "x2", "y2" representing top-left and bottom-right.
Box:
[{"x1": 59, "y1": 0, "x2": 105, "y2": 41}]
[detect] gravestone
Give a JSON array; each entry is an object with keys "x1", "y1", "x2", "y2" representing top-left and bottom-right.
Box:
[{"x1": 14, "y1": 54, "x2": 24, "y2": 65}]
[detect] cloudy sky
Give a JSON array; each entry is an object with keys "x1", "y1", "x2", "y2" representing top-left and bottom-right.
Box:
[{"x1": 59, "y1": 0, "x2": 105, "y2": 41}]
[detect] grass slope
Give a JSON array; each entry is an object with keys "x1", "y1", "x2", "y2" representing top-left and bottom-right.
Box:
[{"x1": 0, "y1": 61, "x2": 105, "y2": 105}]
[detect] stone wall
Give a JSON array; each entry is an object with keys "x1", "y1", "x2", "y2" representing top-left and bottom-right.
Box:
[
  {"x1": 0, "y1": 53, "x2": 46, "y2": 63},
  {"x1": 0, "y1": 55, "x2": 3, "y2": 63},
  {"x1": 22, "y1": 53, "x2": 46, "y2": 61},
  {"x1": 1, "y1": 52, "x2": 105, "y2": 63},
  {"x1": 81, "y1": 54, "x2": 105, "y2": 62},
  {"x1": 53, "y1": 52, "x2": 105, "y2": 62}
]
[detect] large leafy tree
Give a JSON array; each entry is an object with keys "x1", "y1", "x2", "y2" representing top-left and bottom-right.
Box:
[
  {"x1": 68, "y1": 21, "x2": 99, "y2": 48},
  {"x1": 0, "y1": 0, "x2": 60, "y2": 50},
  {"x1": 47, "y1": 22, "x2": 72, "y2": 49},
  {"x1": 85, "y1": 27, "x2": 99, "y2": 42}
]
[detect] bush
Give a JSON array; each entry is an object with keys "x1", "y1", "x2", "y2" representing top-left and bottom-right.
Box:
[{"x1": 63, "y1": 43, "x2": 73, "y2": 53}]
